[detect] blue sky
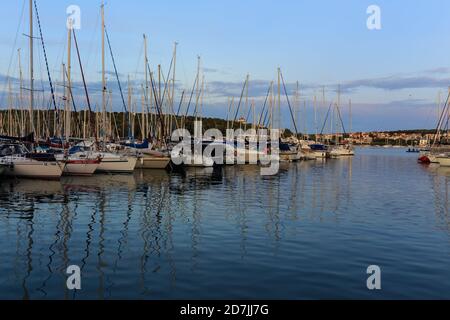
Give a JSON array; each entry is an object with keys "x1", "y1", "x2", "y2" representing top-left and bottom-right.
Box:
[{"x1": 1, "y1": 0, "x2": 450, "y2": 132}]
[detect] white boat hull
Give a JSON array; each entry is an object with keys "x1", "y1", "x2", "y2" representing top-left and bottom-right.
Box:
[
  {"x1": 437, "y1": 157, "x2": 450, "y2": 167},
  {"x1": 96, "y1": 156, "x2": 137, "y2": 173},
  {"x1": 428, "y1": 154, "x2": 440, "y2": 163},
  {"x1": 330, "y1": 146, "x2": 355, "y2": 157},
  {"x1": 64, "y1": 162, "x2": 100, "y2": 176},
  {"x1": 310, "y1": 151, "x2": 328, "y2": 158},
  {"x1": 55, "y1": 153, "x2": 101, "y2": 176},
  {"x1": 2, "y1": 158, "x2": 63, "y2": 180}
]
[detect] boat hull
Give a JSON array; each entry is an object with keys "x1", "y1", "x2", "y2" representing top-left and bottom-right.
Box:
[
  {"x1": 96, "y1": 156, "x2": 137, "y2": 173},
  {"x1": 136, "y1": 156, "x2": 171, "y2": 169},
  {"x1": 330, "y1": 148, "x2": 355, "y2": 157},
  {"x1": 428, "y1": 154, "x2": 440, "y2": 163},
  {"x1": 437, "y1": 157, "x2": 450, "y2": 167},
  {"x1": 310, "y1": 151, "x2": 328, "y2": 158},
  {"x1": 63, "y1": 160, "x2": 100, "y2": 176},
  {"x1": 279, "y1": 151, "x2": 301, "y2": 162},
  {"x1": 4, "y1": 159, "x2": 63, "y2": 180}
]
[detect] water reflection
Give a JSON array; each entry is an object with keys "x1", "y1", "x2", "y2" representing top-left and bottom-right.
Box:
[
  {"x1": 0, "y1": 149, "x2": 450, "y2": 299},
  {"x1": 426, "y1": 164, "x2": 450, "y2": 231}
]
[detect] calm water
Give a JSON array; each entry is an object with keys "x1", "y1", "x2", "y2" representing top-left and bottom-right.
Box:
[{"x1": 0, "y1": 147, "x2": 449, "y2": 300}]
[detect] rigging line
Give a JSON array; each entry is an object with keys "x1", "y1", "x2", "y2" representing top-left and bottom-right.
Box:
[
  {"x1": 233, "y1": 77, "x2": 248, "y2": 123},
  {"x1": 63, "y1": 64, "x2": 84, "y2": 139},
  {"x1": 258, "y1": 83, "x2": 272, "y2": 128},
  {"x1": 279, "y1": 70, "x2": 299, "y2": 135},
  {"x1": 0, "y1": 0, "x2": 26, "y2": 111},
  {"x1": 176, "y1": 90, "x2": 185, "y2": 117},
  {"x1": 148, "y1": 62, "x2": 166, "y2": 141},
  {"x1": 84, "y1": 9, "x2": 100, "y2": 72},
  {"x1": 72, "y1": 29, "x2": 98, "y2": 144},
  {"x1": 184, "y1": 73, "x2": 199, "y2": 117},
  {"x1": 104, "y1": 26, "x2": 130, "y2": 137},
  {"x1": 432, "y1": 91, "x2": 450, "y2": 146},
  {"x1": 320, "y1": 102, "x2": 333, "y2": 135},
  {"x1": 33, "y1": 0, "x2": 59, "y2": 135},
  {"x1": 245, "y1": 102, "x2": 252, "y2": 123},
  {"x1": 158, "y1": 61, "x2": 174, "y2": 109},
  {"x1": 263, "y1": 106, "x2": 270, "y2": 128},
  {"x1": 335, "y1": 103, "x2": 347, "y2": 135},
  {"x1": 263, "y1": 85, "x2": 274, "y2": 128},
  {"x1": 134, "y1": 40, "x2": 144, "y2": 80}
]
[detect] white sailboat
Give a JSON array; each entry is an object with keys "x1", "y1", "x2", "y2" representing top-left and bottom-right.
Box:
[
  {"x1": 55, "y1": 152, "x2": 101, "y2": 176},
  {"x1": 329, "y1": 88, "x2": 355, "y2": 158},
  {"x1": 0, "y1": 143, "x2": 64, "y2": 179},
  {"x1": 95, "y1": 152, "x2": 137, "y2": 173},
  {"x1": 1, "y1": 155, "x2": 63, "y2": 180},
  {"x1": 71, "y1": 141, "x2": 137, "y2": 173},
  {"x1": 330, "y1": 144, "x2": 355, "y2": 157}
]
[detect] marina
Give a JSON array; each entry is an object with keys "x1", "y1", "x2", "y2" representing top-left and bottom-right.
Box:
[{"x1": 0, "y1": 0, "x2": 450, "y2": 303}]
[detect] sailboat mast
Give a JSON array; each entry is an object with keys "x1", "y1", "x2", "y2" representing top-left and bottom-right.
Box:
[
  {"x1": 349, "y1": 99, "x2": 352, "y2": 139},
  {"x1": 295, "y1": 81, "x2": 299, "y2": 137},
  {"x1": 194, "y1": 56, "x2": 201, "y2": 122},
  {"x1": 336, "y1": 84, "x2": 341, "y2": 145},
  {"x1": 270, "y1": 82, "x2": 274, "y2": 132},
  {"x1": 314, "y1": 95, "x2": 317, "y2": 141},
  {"x1": 171, "y1": 42, "x2": 177, "y2": 137},
  {"x1": 128, "y1": 75, "x2": 133, "y2": 138},
  {"x1": 144, "y1": 34, "x2": 149, "y2": 139},
  {"x1": 101, "y1": 2, "x2": 106, "y2": 141},
  {"x1": 29, "y1": 0, "x2": 34, "y2": 136},
  {"x1": 66, "y1": 26, "x2": 72, "y2": 140},
  {"x1": 252, "y1": 99, "x2": 255, "y2": 130},
  {"x1": 18, "y1": 49, "x2": 25, "y2": 136},
  {"x1": 62, "y1": 62, "x2": 66, "y2": 137},
  {"x1": 277, "y1": 68, "x2": 280, "y2": 130}
]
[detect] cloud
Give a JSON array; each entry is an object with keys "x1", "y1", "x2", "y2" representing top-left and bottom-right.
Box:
[
  {"x1": 98, "y1": 70, "x2": 124, "y2": 78},
  {"x1": 423, "y1": 67, "x2": 450, "y2": 75},
  {"x1": 206, "y1": 79, "x2": 314, "y2": 99},
  {"x1": 341, "y1": 75, "x2": 450, "y2": 92},
  {"x1": 203, "y1": 67, "x2": 219, "y2": 73}
]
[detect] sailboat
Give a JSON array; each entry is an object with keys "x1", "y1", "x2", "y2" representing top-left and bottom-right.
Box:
[
  {"x1": 0, "y1": 1, "x2": 63, "y2": 180},
  {"x1": 329, "y1": 87, "x2": 355, "y2": 157},
  {"x1": 0, "y1": 143, "x2": 64, "y2": 179},
  {"x1": 277, "y1": 69, "x2": 302, "y2": 162},
  {"x1": 329, "y1": 144, "x2": 355, "y2": 157},
  {"x1": 54, "y1": 150, "x2": 101, "y2": 176},
  {"x1": 125, "y1": 34, "x2": 171, "y2": 170},
  {"x1": 418, "y1": 90, "x2": 450, "y2": 164},
  {"x1": 69, "y1": 141, "x2": 137, "y2": 173}
]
